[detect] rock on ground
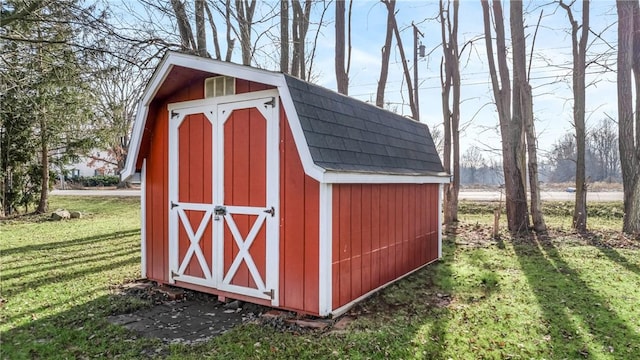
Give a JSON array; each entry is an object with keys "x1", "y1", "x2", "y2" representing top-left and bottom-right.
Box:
[{"x1": 51, "y1": 209, "x2": 70, "y2": 220}]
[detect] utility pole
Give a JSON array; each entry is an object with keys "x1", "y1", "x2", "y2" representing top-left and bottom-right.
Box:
[{"x1": 412, "y1": 22, "x2": 424, "y2": 121}]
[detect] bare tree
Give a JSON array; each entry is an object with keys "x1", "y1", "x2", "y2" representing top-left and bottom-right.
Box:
[
  {"x1": 512, "y1": 1, "x2": 546, "y2": 232},
  {"x1": 376, "y1": 0, "x2": 395, "y2": 107},
  {"x1": 291, "y1": 0, "x2": 312, "y2": 79},
  {"x1": 481, "y1": 0, "x2": 529, "y2": 233},
  {"x1": 89, "y1": 45, "x2": 148, "y2": 187},
  {"x1": 616, "y1": 0, "x2": 640, "y2": 236},
  {"x1": 391, "y1": 10, "x2": 417, "y2": 119},
  {"x1": 462, "y1": 146, "x2": 486, "y2": 184},
  {"x1": 204, "y1": 1, "x2": 223, "y2": 59},
  {"x1": 235, "y1": 0, "x2": 256, "y2": 65},
  {"x1": 590, "y1": 118, "x2": 620, "y2": 182},
  {"x1": 170, "y1": 0, "x2": 198, "y2": 53},
  {"x1": 439, "y1": 0, "x2": 461, "y2": 225},
  {"x1": 335, "y1": 0, "x2": 350, "y2": 94},
  {"x1": 280, "y1": 0, "x2": 289, "y2": 73},
  {"x1": 560, "y1": 0, "x2": 589, "y2": 232}
]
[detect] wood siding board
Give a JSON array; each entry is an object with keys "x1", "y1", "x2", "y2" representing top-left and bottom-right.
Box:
[
  {"x1": 282, "y1": 113, "x2": 306, "y2": 310},
  {"x1": 332, "y1": 186, "x2": 341, "y2": 309},
  {"x1": 350, "y1": 184, "x2": 362, "y2": 300},
  {"x1": 279, "y1": 109, "x2": 287, "y2": 307},
  {"x1": 392, "y1": 186, "x2": 400, "y2": 279},
  {"x1": 231, "y1": 109, "x2": 251, "y2": 287},
  {"x1": 304, "y1": 175, "x2": 320, "y2": 313},
  {"x1": 429, "y1": 185, "x2": 435, "y2": 260},
  {"x1": 379, "y1": 186, "x2": 389, "y2": 284},
  {"x1": 420, "y1": 186, "x2": 426, "y2": 264},
  {"x1": 249, "y1": 108, "x2": 267, "y2": 286},
  {"x1": 370, "y1": 184, "x2": 380, "y2": 289},
  {"x1": 338, "y1": 185, "x2": 352, "y2": 307},
  {"x1": 223, "y1": 113, "x2": 235, "y2": 276},
  {"x1": 409, "y1": 185, "x2": 417, "y2": 269},
  {"x1": 361, "y1": 185, "x2": 372, "y2": 294},
  {"x1": 161, "y1": 103, "x2": 169, "y2": 283},
  {"x1": 148, "y1": 103, "x2": 169, "y2": 283}
]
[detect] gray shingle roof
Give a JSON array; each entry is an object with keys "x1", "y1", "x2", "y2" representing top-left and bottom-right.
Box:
[{"x1": 284, "y1": 75, "x2": 445, "y2": 176}]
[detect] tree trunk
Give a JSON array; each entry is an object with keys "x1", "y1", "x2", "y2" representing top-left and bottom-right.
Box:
[
  {"x1": 204, "y1": 2, "x2": 222, "y2": 60},
  {"x1": 481, "y1": 0, "x2": 529, "y2": 234},
  {"x1": 376, "y1": 0, "x2": 395, "y2": 108},
  {"x1": 170, "y1": 0, "x2": 195, "y2": 52},
  {"x1": 617, "y1": 0, "x2": 640, "y2": 235},
  {"x1": 236, "y1": 0, "x2": 256, "y2": 65},
  {"x1": 225, "y1": 0, "x2": 234, "y2": 62},
  {"x1": 390, "y1": 11, "x2": 417, "y2": 119},
  {"x1": 37, "y1": 118, "x2": 48, "y2": 214},
  {"x1": 511, "y1": 1, "x2": 546, "y2": 232},
  {"x1": 280, "y1": 0, "x2": 289, "y2": 73},
  {"x1": 561, "y1": 0, "x2": 589, "y2": 232},
  {"x1": 440, "y1": 0, "x2": 460, "y2": 226},
  {"x1": 522, "y1": 83, "x2": 546, "y2": 232},
  {"x1": 195, "y1": 0, "x2": 207, "y2": 57},
  {"x1": 335, "y1": 0, "x2": 348, "y2": 94},
  {"x1": 291, "y1": 0, "x2": 301, "y2": 77}
]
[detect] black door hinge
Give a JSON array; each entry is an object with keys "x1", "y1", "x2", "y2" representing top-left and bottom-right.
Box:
[{"x1": 264, "y1": 97, "x2": 275, "y2": 108}]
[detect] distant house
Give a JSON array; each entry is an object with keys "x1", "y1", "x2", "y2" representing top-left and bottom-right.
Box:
[
  {"x1": 55, "y1": 149, "x2": 118, "y2": 188},
  {"x1": 64, "y1": 149, "x2": 117, "y2": 178},
  {"x1": 122, "y1": 52, "x2": 448, "y2": 317}
]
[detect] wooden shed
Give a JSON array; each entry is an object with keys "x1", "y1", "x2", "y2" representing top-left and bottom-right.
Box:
[{"x1": 122, "y1": 52, "x2": 449, "y2": 317}]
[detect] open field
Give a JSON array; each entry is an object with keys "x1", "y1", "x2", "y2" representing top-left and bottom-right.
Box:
[{"x1": 1, "y1": 197, "x2": 639, "y2": 359}]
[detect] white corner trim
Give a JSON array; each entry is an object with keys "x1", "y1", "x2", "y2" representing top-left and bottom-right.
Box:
[
  {"x1": 321, "y1": 172, "x2": 451, "y2": 184},
  {"x1": 318, "y1": 183, "x2": 333, "y2": 316},
  {"x1": 438, "y1": 183, "x2": 443, "y2": 259},
  {"x1": 140, "y1": 159, "x2": 147, "y2": 279}
]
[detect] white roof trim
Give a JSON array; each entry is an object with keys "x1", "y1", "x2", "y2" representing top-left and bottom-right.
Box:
[
  {"x1": 122, "y1": 52, "x2": 449, "y2": 185},
  {"x1": 321, "y1": 172, "x2": 451, "y2": 184}
]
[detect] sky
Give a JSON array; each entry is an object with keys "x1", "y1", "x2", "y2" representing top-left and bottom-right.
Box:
[
  {"x1": 116, "y1": 0, "x2": 622, "y2": 164},
  {"x1": 306, "y1": 0, "x2": 620, "y2": 163}
]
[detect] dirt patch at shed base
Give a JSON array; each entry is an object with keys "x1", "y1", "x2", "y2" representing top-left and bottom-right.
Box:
[
  {"x1": 108, "y1": 281, "x2": 346, "y2": 345},
  {"x1": 108, "y1": 282, "x2": 266, "y2": 345}
]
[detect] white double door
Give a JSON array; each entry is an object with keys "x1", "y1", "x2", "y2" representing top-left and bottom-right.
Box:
[{"x1": 167, "y1": 91, "x2": 279, "y2": 304}]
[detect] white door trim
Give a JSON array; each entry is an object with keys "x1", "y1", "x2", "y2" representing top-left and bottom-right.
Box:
[
  {"x1": 168, "y1": 107, "x2": 216, "y2": 287},
  {"x1": 214, "y1": 94, "x2": 280, "y2": 304}
]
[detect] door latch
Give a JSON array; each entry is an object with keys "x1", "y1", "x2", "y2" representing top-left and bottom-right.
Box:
[
  {"x1": 263, "y1": 206, "x2": 275, "y2": 217},
  {"x1": 214, "y1": 205, "x2": 227, "y2": 221}
]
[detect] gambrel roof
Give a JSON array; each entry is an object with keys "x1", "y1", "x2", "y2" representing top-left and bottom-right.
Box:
[
  {"x1": 123, "y1": 52, "x2": 448, "y2": 184},
  {"x1": 284, "y1": 75, "x2": 443, "y2": 176}
]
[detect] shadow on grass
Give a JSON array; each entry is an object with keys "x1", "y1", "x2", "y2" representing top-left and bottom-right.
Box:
[
  {"x1": 2, "y1": 229, "x2": 140, "y2": 299},
  {"x1": 3, "y1": 242, "x2": 137, "y2": 280},
  {"x1": 2, "y1": 229, "x2": 140, "y2": 256},
  {"x1": 513, "y1": 236, "x2": 640, "y2": 358},
  {"x1": 585, "y1": 235, "x2": 640, "y2": 277},
  {"x1": 1, "y1": 292, "x2": 159, "y2": 359}
]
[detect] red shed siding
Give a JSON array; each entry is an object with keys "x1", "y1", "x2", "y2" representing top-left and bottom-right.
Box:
[
  {"x1": 279, "y1": 106, "x2": 320, "y2": 314},
  {"x1": 331, "y1": 183, "x2": 440, "y2": 310},
  {"x1": 223, "y1": 107, "x2": 268, "y2": 288}
]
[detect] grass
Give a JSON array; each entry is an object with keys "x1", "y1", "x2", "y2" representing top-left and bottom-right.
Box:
[{"x1": 2, "y1": 196, "x2": 639, "y2": 359}]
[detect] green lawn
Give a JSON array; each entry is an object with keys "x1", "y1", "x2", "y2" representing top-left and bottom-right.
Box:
[{"x1": 1, "y1": 196, "x2": 639, "y2": 359}]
